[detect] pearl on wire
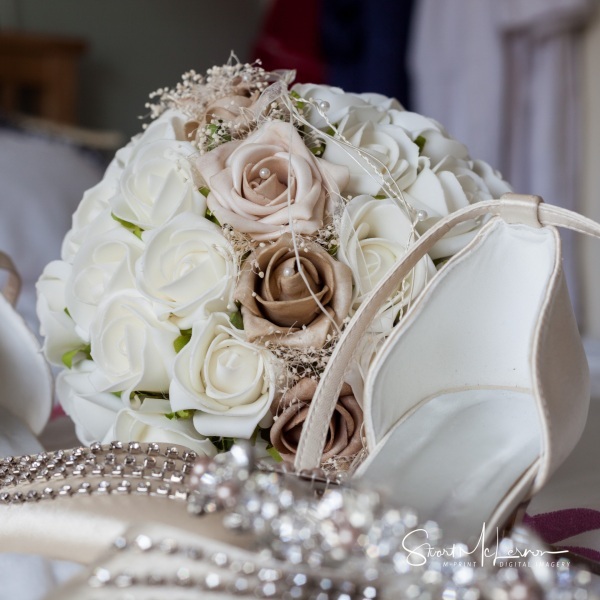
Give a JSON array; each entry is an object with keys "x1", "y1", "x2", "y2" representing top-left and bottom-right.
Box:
[
  {"x1": 416, "y1": 210, "x2": 428, "y2": 222},
  {"x1": 282, "y1": 267, "x2": 295, "y2": 277},
  {"x1": 317, "y1": 99, "x2": 330, "y2": 113},
  {"x1": 259, "y1": 167, "x2": 271, "y2": 179}
]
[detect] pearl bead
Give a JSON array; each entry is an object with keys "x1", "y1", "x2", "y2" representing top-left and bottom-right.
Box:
[
  {"x1": 259, "y1": 167, "x2": 271, "y2": 179},
  {"x1": 317, "y1": 99, "x2": 330, "y2": 112},
  {"x1": 416, "y1": 210, "x2": 428, "y2": 222},
  {"x1": 282, "y1": 267, "x2": 295, "y2": 277}
]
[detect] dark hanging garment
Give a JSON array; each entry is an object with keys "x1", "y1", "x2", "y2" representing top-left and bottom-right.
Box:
[
  {"x1": 252, "y1": 0, "x2": 326, "y2": 84},
  {"x1": 320, "y1": 0, "x2": 416, "y2": 107}
]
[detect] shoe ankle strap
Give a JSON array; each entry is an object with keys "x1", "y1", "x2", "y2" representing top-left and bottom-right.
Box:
[
  {"x1": 294, "y1": 194, "x2": 600, "y2": 472},
  {"x1": 0, "y1": 251, "x2": 20, "y2": 307}
]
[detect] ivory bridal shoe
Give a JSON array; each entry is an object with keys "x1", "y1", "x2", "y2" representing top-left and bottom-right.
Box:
[{"x1": 295, "y1": 194, "x2": 600, "y2": 545}]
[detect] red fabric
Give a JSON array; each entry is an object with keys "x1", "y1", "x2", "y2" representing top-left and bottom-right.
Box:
[
  {"x1": 51, "y1": 403, "x2": 65, "y2": 420},
  {"x1": 253, "y1": 0, "x2": 325, "y2": 84}
]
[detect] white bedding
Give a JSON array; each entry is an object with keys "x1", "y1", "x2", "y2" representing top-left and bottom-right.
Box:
[{"x1": 0, "y1": 126, "x2": 104, "y2": 333}]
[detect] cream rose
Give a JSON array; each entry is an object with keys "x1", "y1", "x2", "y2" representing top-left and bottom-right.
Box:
[
  {"x1": 89, "y1": 291, "x2": 179, "y2": 398},
  {"x1": 472, "y1": 159, "x2": 512, "y2": 197},
  {"x1": 109, "y1": 398, "x2": 217, "y2": 457},
  {"x1": 291, "y1": 84, "x2": 402, "y2": 130},
  {"x1": 65, "y1": 227, "x2": 144, "y2": 342},
  {"x1": 56, "y1": 360, "x2": 124, "y2": 444},
  {"x1": 170, "y1": 313, "x2": 276, "y2": 439},
  {"x1": 385, "y1": 110, "x2": 470, "y2": 167},
  {"x1": 61, "y1": 177, "x2": 122, "y2": 262},
  {"x1": 196, "y1": 120, "x2": 348, "y2": 241},
  {"x1": 36, "y1": 260, "x2": 85, "y2": 366},
  {"x1": 139, "y1": 109, "x2": 190, "y2": 143},
  {"x1": 110, "y1": 139, "x2": 206, "y2": 230},
  {"x1": 338, "y1": 196, "x2": 435, "y2": 331},
  {"x1": 235, "y1": 233, "x2": 353, "y2": 349},
  {"x1": 136, "y1": 212, "x2": 236, "y2": 329},
  {"x1": 405, "y1": 156, "x2": 511, "y2": 259},
  {"x1": 323, "y1": 107, "x2": 419, "y2": 197}
]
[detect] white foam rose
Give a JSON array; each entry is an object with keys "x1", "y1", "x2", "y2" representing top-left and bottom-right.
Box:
[
  {"x1": 61, "y1": 179, "x2": 122, "y2": 261},
  {"x1": 338, "y1": 195, "x2": 435, "y2": 332},
  {"x1": 404, "y1": 156, "x2": 510, "y2": 259},
  {"x1": 138, "y1": 109, "x2": 190, "y2": 144},
  {"x1": 110, "y1": 139, "x2": 206, "y2": 230},
  {"x1": 89, "y1": 291, "x2": 179, "y2": 398},
  {"x1": 136, "y1": 212, "x2": 236, "y2": 329},
  {"x1": 56, "y1": 360, "x2": 123, "y2": 444},
  {"x1": 472, "y1": 159, "x2": 512, "y2": 198},
  {"x1": 108, "y1": 398, "x2": 217, "y2": 457},
  {"x1": 323, "y1": 107, "x2": 419, "y2": 197},
  {"x1": 66, "y1": 227, "x2": 145, "y2": 342},
  {"x1": 170, "y1": 313, "x2": 276, "y2": 439},
  {"x1": 292, "y1": 84, "x2": 402, "y2": 130},
  {"x1": 387, "y1": 110, "x2": 470, "y2": 167},
  {"x1": 36, "y1": 260, "x2": 85, "y2": 366}
]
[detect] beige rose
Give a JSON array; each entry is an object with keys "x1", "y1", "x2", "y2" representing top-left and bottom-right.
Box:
[
  {"x1": 235, "y1": 233, "x2": 352, "y2": 348},
  {"x1": 196, "y1": 121, "x2": 349, "y2": 241},
  {"x1": 184, "y1": 88, "x2": 261, "y2": 141},
  {"x1": 270, "y1": 378, "x2": 363, "y2": 461}
]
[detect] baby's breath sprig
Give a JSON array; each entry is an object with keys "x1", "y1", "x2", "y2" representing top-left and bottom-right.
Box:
[
  {"x1": 142, "y1": 57, "x2": 271, "y2": 136},
  {"x1": 221, "y1": 225, "x2": 258, "y2": 273},
  {"x1": 267, "y1": 333, "x2": 339, "y2": 396}
]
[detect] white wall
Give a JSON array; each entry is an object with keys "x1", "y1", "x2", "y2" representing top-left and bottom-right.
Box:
[{"x1": 581, "y1": 10, "x2": 600, "y2": 337}]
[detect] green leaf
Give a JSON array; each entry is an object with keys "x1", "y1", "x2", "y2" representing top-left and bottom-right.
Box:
[
  {"x1": 173, "y1": 329, "x2": 192, "y2": 353},
  {"x1": 199, "y1": 186, "x2": 210, "y2": 198},
  {"x1": 111, "y1": 213, "x2": 143, "y2": 240},
  {"x1": 290, "y1": 90, "x2": 306, "y2": 109},
  {"x1": 61, "y1": 344, "x2": 91, "y2": 369},
  {"x1": 415, "y1": 135, "x2": 427, "y2": 154},
  {"x1": 229, "y1": 311, "x2": 244, "y2": 330},
  {"x1": 208, "y1": 436, "x2": 236, "y2": 452},
  {"x1": 165, "y1": 409, "x2": 194, "y2": 420},
  {"x1": 63, "y1": 307, "x2": 72, "y2": 318},
  {"x1": 266, "y1": 445, "x2": 283, "y2": 463},
  {"x1": 327, "y1": 244, "x2": 338, "y2": 257},
  {"x1": 205, "y1": 208, "x2": 221, "y2": 227},
  {"x1": 373, "y1": 194, "x2": 387, "y2": 200}
]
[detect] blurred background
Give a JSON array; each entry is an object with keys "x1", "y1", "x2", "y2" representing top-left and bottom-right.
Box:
[{"x1": 1, "y1": 0, "x2": 600, "y2": 337}]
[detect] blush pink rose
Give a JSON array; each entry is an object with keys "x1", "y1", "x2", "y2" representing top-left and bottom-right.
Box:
[{"x1": 196, "y1": 121, "x2": 349, "y2": 241}]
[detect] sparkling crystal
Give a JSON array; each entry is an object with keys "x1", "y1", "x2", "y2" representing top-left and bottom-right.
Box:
[
  {"x1": 134, "y1": 534, "x2": 153, "y2": 551},
  {"x1": 91, "y1": 567, "x2": 111, "y2": 585},
  {"x1": 212, "y1": 552, "x2": 229, "y2": 567},
  {"x1": 113, "y1": 573, "x2": 134, "y2": 588},
  {"x1": 113, "y1": 536, "x2": 128, "y2": 550},
  {"x1": 175, "y1": 567, "x2": 192, "y2": 586},
  {"x1": 127, "y1": 441, "x2": 141, "y2": 453},
  {"x1": 205, "y1": 573, "x2": 221, "y2": 590},
  {"x1": 159, "y1": 538, "x2": 178, "y2": 554},
  {"x1": 147, "y1": 442, "x2": 160, "y2": 454}
]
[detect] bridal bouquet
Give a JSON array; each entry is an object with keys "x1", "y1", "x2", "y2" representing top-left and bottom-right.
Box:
[{"x1": 37, "y1": 59, "x2": 510, "y2": 467}]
